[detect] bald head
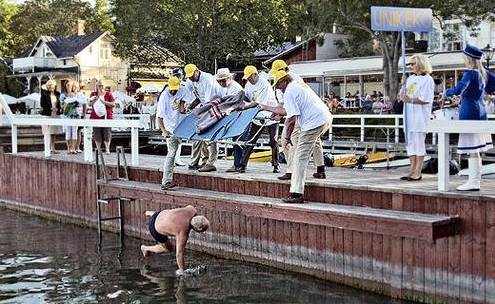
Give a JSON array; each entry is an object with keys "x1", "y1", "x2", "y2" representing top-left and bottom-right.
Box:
[{"x1": 191, "y1": 215, "x2": 209, "y2": 233}]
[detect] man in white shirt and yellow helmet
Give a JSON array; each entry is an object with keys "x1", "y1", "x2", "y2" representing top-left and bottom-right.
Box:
[{"x1": 260, "y1": 69, "x2": 332, "y2": 204}]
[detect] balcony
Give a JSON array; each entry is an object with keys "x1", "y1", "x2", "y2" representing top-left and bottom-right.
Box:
[{"x1": 12, "y1": 57, "x2": 63, "y2": 74}]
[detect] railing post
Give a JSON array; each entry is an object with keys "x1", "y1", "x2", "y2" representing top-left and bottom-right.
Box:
[
  {"x1": 11, "y1": 125, "x2": 17, "y2": 154},
  {"x1": 437, "y1": 132, "x2": 450, "y2": 191},
  {"x1": 83, "y1": 127, "x2": 93, "y2": 162},
  {"x1": 394, "y1": 117, "x2": 400, "y2": 144},
  {"x1": 44, "y1": 133, "x2": 51, "y2": 157},
  {"x1": 131, "y1": 127, "x2": 139, "y2": 166},
  {"x1": 360, "y1": 117, "x2": 365, "y2": 142}
]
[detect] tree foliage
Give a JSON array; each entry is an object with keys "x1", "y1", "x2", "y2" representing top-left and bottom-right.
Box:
[
  {"x1": 111, "y1": 0, "x2": 306, "y2": 73},
  {"x1": 304, "y1": 0, "x2": 495, "y2": 100},
  {"x1": 0, "y1": 0, "x2": 17, "y2": 57}
]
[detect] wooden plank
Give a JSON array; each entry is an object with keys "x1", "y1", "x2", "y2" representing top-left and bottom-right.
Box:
[
  {"x1": 259, "y1": 217, "x2": 269, "y2": 260},
  {"x1": 362, "y1": 232, "x2": 374, "y2": 282},
  {"x1": 389, "y1": 236, "x2": 403, "y2": 299},
  {"x1": 472, "y1": 199, "x2": 486, "y2": 303},
  {"x1": 291, "y1": 222, "x2": 301, "y2": 268},
  {"x1": 486, "y1": 200, "x2": 495, "y2": 302},
  {"x1": 343, "y1": 229, "x2": 353, "y2": 284},
  {"x1": 268, "y1": 219, "x2": 277, "y2": 264},
  {"x1": 300, "y1": 223, "x2": 309, "y2": 269},
  {"x1": 275, "y1": 220, "x2": 285, "y2": 265},
  {"x1": 352, "y1": 231, "x2": 364, "y2": 281},
  {"x1": 435, "y1": 196, "x2": 450, "y2": 300},
  {"x1": 448, "y1": 199, "x2": 461, "y2": 304},
  {"x1": 402, "y1": 238, "x2": 414, "y2": 293},
  {"x1": 459, "y1": 198, "x2": 474, "y2": 302}
]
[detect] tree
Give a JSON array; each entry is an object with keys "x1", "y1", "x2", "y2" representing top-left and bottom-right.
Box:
[
  {"x1": 0, "y1": 0, "x2": 17, "y2": 57},
  {"x1": 304, "y1": 0, "x2": 495, "y2": 101},
  {"x1": 111, "y1": 0, "x2": 306, "y2": 73},
  {"x1": 87, "y1": 0, "x2": 114, "y2": 33}
]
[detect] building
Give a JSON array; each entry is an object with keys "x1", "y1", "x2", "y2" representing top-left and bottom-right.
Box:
[
  {"x1": 263, "y1": 33, "x2": 347, "y2": 68},
  {"x1": 423, "y1": 18, "x2": 495, "y2": 52},
  {"x1": 10, "y1": 22, "x2": 128, "y2": 94}
]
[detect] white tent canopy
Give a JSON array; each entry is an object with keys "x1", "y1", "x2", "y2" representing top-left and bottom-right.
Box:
[
  {"x1": 289, "y1": 51, "x2": 466, "y2": 78},
  {"x1": 17, "y1": 93, "x2": 41, "y2": 108}
]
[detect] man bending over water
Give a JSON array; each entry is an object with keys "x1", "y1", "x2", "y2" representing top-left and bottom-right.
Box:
[{"x1": 141, "y1": 205, "x2": 209, "y2": 275}]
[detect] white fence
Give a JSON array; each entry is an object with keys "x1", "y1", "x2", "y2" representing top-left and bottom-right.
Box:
[
  {"x1": 330, "y1": 114, "x2": 403, "y2": 143},
  {"x1": 0, "y1": 94, "x2": 142, "y2": 165}
]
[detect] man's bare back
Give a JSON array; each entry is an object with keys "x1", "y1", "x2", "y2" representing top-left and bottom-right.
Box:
[{"x1": 141, "y1": 205, "x2": 209, "y2": 275}]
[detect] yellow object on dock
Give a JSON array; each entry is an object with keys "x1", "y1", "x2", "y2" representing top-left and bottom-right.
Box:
[
  {"x1": 225, "y1": 150, "x2": 272, "y2": 162},
  {"x1": 333, "y1": 152, "x2": 396, "y2": 167}
]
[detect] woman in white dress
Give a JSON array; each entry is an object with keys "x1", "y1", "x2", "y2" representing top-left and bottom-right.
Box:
[{"x1": 400, "y1": 54, "x2": 435, "y2": 181}]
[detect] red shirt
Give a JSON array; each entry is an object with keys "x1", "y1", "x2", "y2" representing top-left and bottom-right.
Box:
[{"x1": 89, "y1": 91, "x2": 115, "y2": 119}]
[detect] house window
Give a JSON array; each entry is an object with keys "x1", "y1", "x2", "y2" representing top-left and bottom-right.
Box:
[
  {"x1": 100, "y1": 42, "x2": 111, "y2": 60},
  {"x1": 443, "y1": 21, "x2": 463, "y2": 51}
]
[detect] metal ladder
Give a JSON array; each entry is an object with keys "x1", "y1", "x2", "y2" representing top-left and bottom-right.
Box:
[{"x1": 95, "y1": 146, "x2": 133, "y2": 243}]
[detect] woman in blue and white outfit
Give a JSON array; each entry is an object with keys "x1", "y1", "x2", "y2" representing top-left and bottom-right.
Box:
[
  {"x1": 400, "y1": 54, "x2": 435, "y2": 181},
  {"x1": 444, "y1": 44, "x2": 495, "y2": 191}
]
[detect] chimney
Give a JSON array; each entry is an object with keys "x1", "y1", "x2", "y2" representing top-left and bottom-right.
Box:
[{"x1": 76, "y1": 20, "x2": 86, "y2": 36}]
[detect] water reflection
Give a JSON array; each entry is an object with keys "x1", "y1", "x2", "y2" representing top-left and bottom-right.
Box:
[{"x1": 0, "y1": 208, "x2": 406, "y2": 303}]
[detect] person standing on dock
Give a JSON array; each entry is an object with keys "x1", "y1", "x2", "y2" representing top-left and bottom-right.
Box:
[
  {"x1": 141, "y1": 205, "x2": 210, "y2": 275},
  {"x1": 443, "y1": 44, "x2": 495, "y2": 191},
  {"x1": 227, "y1": 65, "x2": 281, "y2": 174},
  {"x1": 270, "y1": 59, "x2": 326, "y2": 180},
  {"x1": 399, "y1": 54, "x2": 435, "y2": 182},
  {"x1": 157, "y1": 76, "x2": 194, "y2": 190},
  {"x1": 184, "y1": 63, "x2": 223, "y2": 172},
  {"x1": 260, "y1": 70, "x2": 332, "y2": 203}
]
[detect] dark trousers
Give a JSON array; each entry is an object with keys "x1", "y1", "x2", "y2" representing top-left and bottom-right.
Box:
[{"x1": 234, "y1": 123, "x2": 279, "y2": 168}]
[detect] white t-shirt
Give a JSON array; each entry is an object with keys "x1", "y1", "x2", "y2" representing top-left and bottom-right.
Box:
[
  {"x1": 221, "y1": 80, "x2": 243, "y2": 96},
  {"x1": 245, "y1": 77, "x2": 279, "y2": 126},
  {"x1": 157, "y1": 86, "x2": 194, "y2": 132},
  {"x1": 283, "y1": 81, "x2": 332, "y2": 131},
  {"x1": 275, "y1": 71, "x2": 305, "y2": 105},
  {"x1": 405, "y1": 74, "x2": 435, "y2": 132},
  {"x1": 185, "y1": 71, "x2": 223, "y2": 104}
]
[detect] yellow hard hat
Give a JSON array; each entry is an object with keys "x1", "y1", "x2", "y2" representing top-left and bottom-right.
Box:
[
  {"x1": 168, "y1": 76, "x2": 181, "y2": 90},
  {"x1": 272, "y1": 70, "x2": 288, "y2": 86},
  {"x1": 184, "y1": 64, "x2": 198, "y2": 78},
  {"x1": 271, "y1": 59, "x2": 288, "y2": 72},
  {"x1": 243, "y1": 65, "x2": 258, "y2": 80}
]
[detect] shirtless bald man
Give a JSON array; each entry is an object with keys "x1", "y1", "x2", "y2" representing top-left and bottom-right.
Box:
[{"x1": 141, "y1": 205, "x2": 209, "y2": 275}]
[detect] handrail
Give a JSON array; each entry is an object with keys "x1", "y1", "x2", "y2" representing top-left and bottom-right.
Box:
[
  {"x1": 427, "y1": 119, "x2": 495, "y2": 191},
  {"x1": 0, "y1": 94, "x2": 142, "y2": 165}
]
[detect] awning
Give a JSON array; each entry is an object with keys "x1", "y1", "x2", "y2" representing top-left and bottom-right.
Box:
[{"x1": 289, "y1": 51, "x2": 467, "y2": 78}]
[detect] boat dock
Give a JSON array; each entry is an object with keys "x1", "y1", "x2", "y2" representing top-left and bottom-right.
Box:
[{"x1": 1, "y1": 152, "x2": 494, "y2": 303}]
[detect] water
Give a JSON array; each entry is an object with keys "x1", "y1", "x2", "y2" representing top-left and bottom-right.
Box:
[{"x1": 0, "y1": 208, "x2": 405, "y2": 303}]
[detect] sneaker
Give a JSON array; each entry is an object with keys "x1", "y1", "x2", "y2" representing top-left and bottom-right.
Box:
[
  {"x1": 282, "y1": 193, "x2": 304, "y2": 204},
  {"x1": 198, "y1": 164, "x2": 216, "y2": 172},
  {"x1": 226, "y1": 166, "x2": 237, "y2": 173},
  {"x1": 188, "y1": 164, "x2": 201, "y2": 170},
  {"x1": 312, "y1": 172, "x2": 326, "y2": 179},
  {"x1": 273, "y1": 165, "x2": 280, "y2": 173},
  {"x1": 161, "y1": 182, "x2": 177, "y2": 190},
  {"x1": 278, "y1": 173, "x2": 291, "y2": 180}
]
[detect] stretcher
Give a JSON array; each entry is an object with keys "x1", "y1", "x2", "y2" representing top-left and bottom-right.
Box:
[{"x1": 174, "y1": 108, "x2": 260, "y2": 142}]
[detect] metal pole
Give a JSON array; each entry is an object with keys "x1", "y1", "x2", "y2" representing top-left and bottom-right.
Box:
[{"x1": 401, "y1": 30, "x2": 408, "y2": 145}]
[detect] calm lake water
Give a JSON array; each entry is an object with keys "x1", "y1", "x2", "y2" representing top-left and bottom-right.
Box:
[{"x1": 0, "y1": 208, "x2": 406, "y2": 303}]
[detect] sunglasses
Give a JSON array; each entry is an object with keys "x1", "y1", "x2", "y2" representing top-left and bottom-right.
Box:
[{"x1": 406, "y1": 62, "x2": 416, "y2": 66}]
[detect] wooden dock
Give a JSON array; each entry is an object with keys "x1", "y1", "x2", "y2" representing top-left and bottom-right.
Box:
[{"x1": 1, "y1": 152, "x2": 494, "y2": 303}]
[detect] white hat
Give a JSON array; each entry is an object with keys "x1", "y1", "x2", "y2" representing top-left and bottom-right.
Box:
[{"x1": 215, "y1": 68, "x2": 234, "y2": 80}]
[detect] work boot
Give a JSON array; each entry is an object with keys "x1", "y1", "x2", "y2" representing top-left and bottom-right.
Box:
[
  {"x1": 273, "y1": 165, "x2": 280, "y2": 173},
  {"x1": 282, "y1": 192, "x2": 304, "y2": 204},
  {"x1": 278, "y1": 173, "x2": 291, "y2": 180},
  {"x1": 457, "y1": 158, "x2": 481, "y2": 191},
  {"x1": 198, "y1": 164, "x2": 216, "y2": 172},
  {"x1": 188, "y1": 163, "x2": 201, "y2": 170},
  {"x1": 313, "y1": 166, "x2": 326, "y2": 179},
  {"x1": 161, "y1": 181, "x2": 177, "y2": 190}
]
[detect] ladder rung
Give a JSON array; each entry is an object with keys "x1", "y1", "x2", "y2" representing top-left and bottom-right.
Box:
[{"x1": 101, "y1": 216, "x2": 121, "y2": 221}]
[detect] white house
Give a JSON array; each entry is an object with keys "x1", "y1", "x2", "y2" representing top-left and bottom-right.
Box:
[{"x1": 10, "y1": 22, "x2": 128, "y2": 94}]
